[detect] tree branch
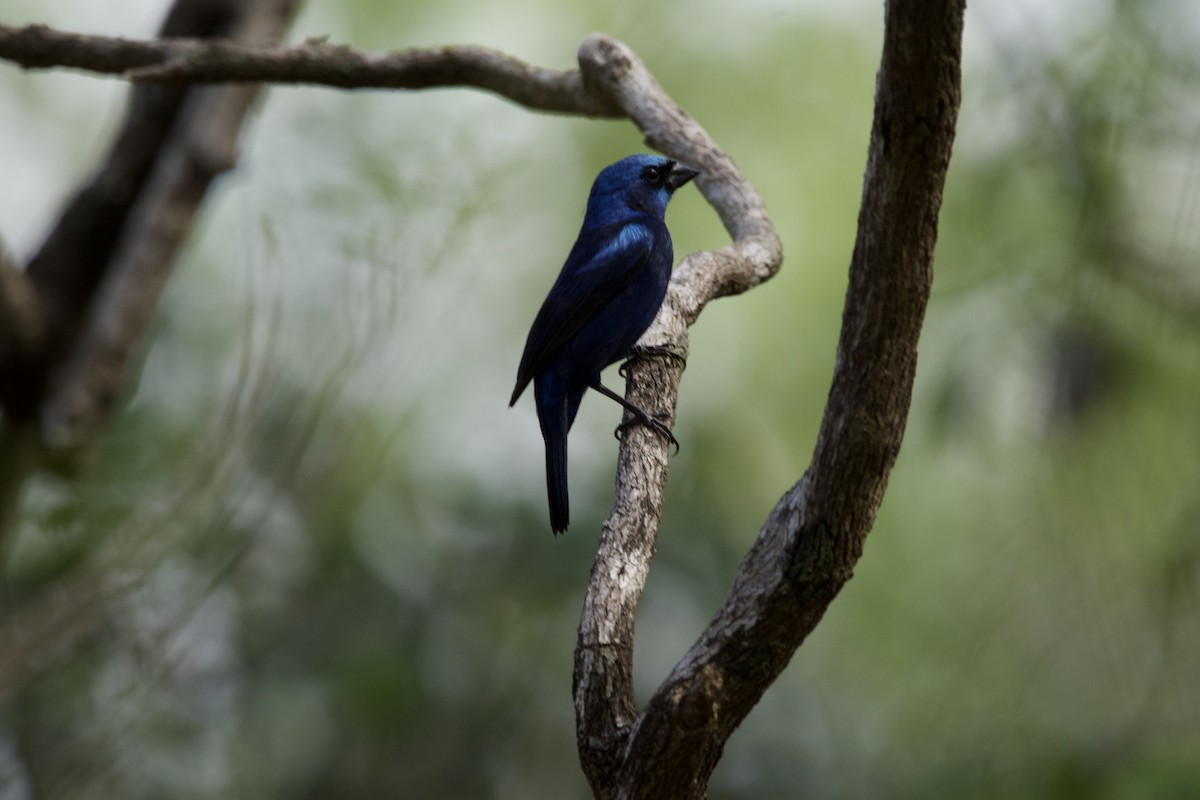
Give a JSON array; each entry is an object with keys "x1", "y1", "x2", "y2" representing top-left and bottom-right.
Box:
[
  {"x1": 0, "y1": 6, "x2": 963, "y2": 797},
  {"x1": 0, "y1": 0, "x2": 298, "y2": 675},
  {"x1": 0, "y1": 23, "x2": 621, "y2": 117},
  {"x1": 0, "y1": 1, "x2": 298, "y2": 424},
  {"x1": 38, "y1": 1, "x2": 299, "y2": 452},
  {"x1": 609, "y1": 1, "x2": 965, "y2": 795},
  {"x1": 569, "y1": 34, "x2": 782, "y2": 796},
  {"x1": 0, "y1": 1, "x2": 298, "y2": 452},
  {"x1": 0, "y1": 242, "x2": 41, "y2": 367}
]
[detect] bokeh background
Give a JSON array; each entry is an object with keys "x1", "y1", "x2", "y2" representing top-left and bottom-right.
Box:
[{"x1": 2, "y1": 0, "x2": 1199, "y2": 797}]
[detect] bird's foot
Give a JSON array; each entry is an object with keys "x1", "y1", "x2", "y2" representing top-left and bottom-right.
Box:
[
  {"x1": 614, "y1": 409, "x2": 680, "y2": 454},
  {"x1": 619, "y1": 345, "x2": 687, "y2": 379}
]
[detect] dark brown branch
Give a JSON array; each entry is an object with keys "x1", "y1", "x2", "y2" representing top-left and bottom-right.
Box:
[
  {"x1": 0, "y1": 243, "x2": 41, "y2": 365},
  {"x1": 0, "y1": 1, "x2": 296, "y2": 423},
  {"x1": 0, "y1": 8, "x2": 961, "y2": 797},
  {"x1": 0, "y1": 0, "x2": 298, "y2": 674},
  {"x1": 0, "y1": 245, "x2": 40, "y2": 543},
  {"x1": 0, "y1": 23, "x2": 621, "y2": 117},
  {"x1": 0, "y1": 1, "x2": 299, "y2": 452},
  {"x1": 40, "y1": 2, "x2": 298, "y2": 451},
  {"x1": 608, "y1": 2, "x2": 966, "y2": 796}
]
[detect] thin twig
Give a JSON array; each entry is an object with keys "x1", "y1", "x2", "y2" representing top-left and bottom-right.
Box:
[{"x1": 0, "y1": 23, "x2": 621, "y2": 116}]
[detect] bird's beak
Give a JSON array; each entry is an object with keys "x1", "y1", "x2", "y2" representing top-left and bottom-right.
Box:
[{"x1": 666, "y1": 162, "x2": 700, "y2": 192}]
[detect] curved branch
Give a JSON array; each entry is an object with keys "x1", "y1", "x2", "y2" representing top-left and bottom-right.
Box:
[
  {"x1": 611, "y1": 2, "x2": 966, "y2": 796},
  {"x1": 0, "y1": 10, "x2": 962, "y2": 798},
  {"x1": 0, "y1": 25, "x2": 782, "y2": 790},
  {"x1": 569, "y1": 34, "x2": 783, "y2": 795},
  {"x1": 0, "y1": 23, "x2": 621, "y2": 117}
]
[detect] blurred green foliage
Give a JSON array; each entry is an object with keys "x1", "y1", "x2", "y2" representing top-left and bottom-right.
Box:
[{"x1": 2, "y1": 0, "x2": 1199, "y2": 798}]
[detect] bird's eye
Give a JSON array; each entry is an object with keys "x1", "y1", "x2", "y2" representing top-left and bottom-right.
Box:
[{"x1": 642, "y1": 166, "x2": 661, "y2": 183}]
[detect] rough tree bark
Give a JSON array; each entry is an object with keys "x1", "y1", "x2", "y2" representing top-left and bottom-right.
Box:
[
  {"x1": 600, "y1": 2, "x2": 965, "y2": 794},
  {"x1": 0, "y1": 0, "x2": 965, "y2": 796}
]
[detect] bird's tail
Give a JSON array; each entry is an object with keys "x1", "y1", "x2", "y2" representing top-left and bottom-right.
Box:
[
  {"x1": 545, "y1": 432, "x2": 569, "y2": 534},
  {"x1": 536, "y1": 378, "x2": 570, "y2": 534}
]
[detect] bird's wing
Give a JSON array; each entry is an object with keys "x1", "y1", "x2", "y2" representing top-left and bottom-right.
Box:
[{"x1": 510, "y1": 222, "x2": 656, "y2": 405}]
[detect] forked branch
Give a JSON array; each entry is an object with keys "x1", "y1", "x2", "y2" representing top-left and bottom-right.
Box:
[{"x1": 0, "y1": 3, "x2": 964, "y2": 796}]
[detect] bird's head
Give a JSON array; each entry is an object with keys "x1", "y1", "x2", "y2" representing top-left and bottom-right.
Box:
[{"x1": 585, "y1": 154, "x2": 700, "y2": 222}]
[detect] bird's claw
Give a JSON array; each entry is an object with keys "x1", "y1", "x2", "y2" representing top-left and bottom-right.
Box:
[
  {"x1": 619, "y1": 345, "x2": 687, "y2": 379},
  {"x1": 614, "y1": 410, "x2": 681, "y2": 454}
]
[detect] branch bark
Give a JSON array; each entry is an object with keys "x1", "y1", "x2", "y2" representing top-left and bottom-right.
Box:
[
  {"x1": 596, "y1": 2, "x2": 966, "y2": 796},
  {"x1": 0, "y1": 0, "x2": 297, "y2": 442},
  {"x1": 569, "y1": 35, "x2": 782, "y2": 796},
  {"x1": 0, "y1": 4, "x2": 963, "y2": 796},
  {"x1": 0, "y1": 23, "x2": 621, "y2": 116},
  {"x1": 39, "y1": 2, "x2": 299, "y2": 451}
]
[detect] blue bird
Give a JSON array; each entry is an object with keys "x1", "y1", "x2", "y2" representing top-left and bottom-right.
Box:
[{"x1": 510, "y1": 154, "x2": 699, "y2": 534}]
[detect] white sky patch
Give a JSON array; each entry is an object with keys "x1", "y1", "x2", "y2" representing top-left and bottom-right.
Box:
[{"x1": 5, "y1": 0, "x2": 166, "y2": 34}]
